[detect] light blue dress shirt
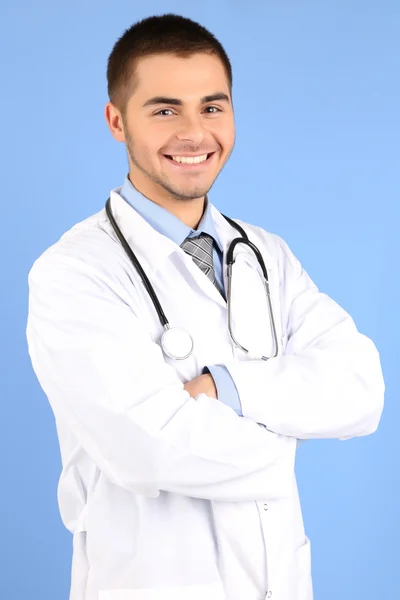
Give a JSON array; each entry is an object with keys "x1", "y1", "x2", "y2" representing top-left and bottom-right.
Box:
[{"x1": 119, "y1": 175, "x2": 242, "y2": 416}]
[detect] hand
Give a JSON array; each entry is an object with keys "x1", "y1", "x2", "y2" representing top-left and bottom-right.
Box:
[{"x1": 183, "y1": 373, "x2": 218, "y2": 399}]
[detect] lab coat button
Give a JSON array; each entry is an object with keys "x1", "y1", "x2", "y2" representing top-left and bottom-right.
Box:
[
  {"x1": 266, "y1": 591, "x2": 273, "y2": 598},
  {"x1": 263, "y1": 503, "x2": 268, "y2": 511}
]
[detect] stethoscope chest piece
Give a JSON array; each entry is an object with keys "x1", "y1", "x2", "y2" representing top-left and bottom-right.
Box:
[{"x1": 161, "y1": 326, "x2": 194, "y2": 360}]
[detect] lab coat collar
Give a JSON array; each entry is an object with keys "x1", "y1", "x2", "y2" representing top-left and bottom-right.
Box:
[{"x1": 107, "y1": 187, "x2": 274, "y2": 309}]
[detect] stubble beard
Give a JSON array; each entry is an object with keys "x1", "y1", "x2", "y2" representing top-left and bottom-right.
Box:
[{"x1": 124, "y1": 130, "x2": 223, "y2": 202}]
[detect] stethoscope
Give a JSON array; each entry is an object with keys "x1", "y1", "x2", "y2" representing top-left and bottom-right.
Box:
[{"x1": 105, "y1": 197, "x2": 279, "y2": 361}]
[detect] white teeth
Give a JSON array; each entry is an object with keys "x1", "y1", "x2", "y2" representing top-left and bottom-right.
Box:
[{"x1": 171, "y1": 154, "x2": 208, "y2": 164}]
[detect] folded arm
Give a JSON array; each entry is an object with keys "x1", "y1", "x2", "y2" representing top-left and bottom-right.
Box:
[{"x1": 221, "y1": 236, "x2": 384, "y2": 440}]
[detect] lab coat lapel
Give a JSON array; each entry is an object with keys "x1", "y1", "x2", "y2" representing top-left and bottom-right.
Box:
[
  {"x1": 174, "y1": 246, "x2": 227, "y2": 309},
  {"x1": 108, "y1": 190, "x2": 227, "y2": 310},
  {"x1": 107, "y1": 190, "x2": 276, "y2": 322},
  {"x1": 171, "y1": 203, "x2": 252, "y2": 309},
  {"x1": 108, "y1": 189, "x2": 181, "y2": 275}
]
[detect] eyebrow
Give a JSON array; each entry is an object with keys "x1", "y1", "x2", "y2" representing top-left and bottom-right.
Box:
[{"x1": 142, "y1": 92, "x2": 231, "y2": 108}]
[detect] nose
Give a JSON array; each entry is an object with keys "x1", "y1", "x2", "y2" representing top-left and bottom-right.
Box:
[{"x1": 175, "y1": 113, "x2": 206, "y2": 146}]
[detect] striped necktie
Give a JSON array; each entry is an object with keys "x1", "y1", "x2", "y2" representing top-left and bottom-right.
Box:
[{"x1": 180, "y1": 233, "x2": 221, "y2": 292}]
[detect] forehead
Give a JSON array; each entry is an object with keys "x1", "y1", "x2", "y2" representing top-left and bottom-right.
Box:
[{"x1": 133, "y1": 52, "x2": 230, "y2": 99}]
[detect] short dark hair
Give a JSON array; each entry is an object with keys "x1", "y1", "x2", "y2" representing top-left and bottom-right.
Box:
[{"x1": 106, "y1": 13, "x2": 233, "y2": 116}]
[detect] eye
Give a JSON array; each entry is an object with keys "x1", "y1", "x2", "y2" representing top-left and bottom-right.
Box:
[
  {"x1": 205, "y1": 106, "x2": 222, "y2": 113},
  {"x1": 154, "y1": 109, "x2": 175, "y2": 116}
]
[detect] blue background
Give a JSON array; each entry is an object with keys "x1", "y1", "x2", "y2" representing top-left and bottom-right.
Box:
[{"x1": 1, "y1": 1, "x2": 398, "y2": 598}]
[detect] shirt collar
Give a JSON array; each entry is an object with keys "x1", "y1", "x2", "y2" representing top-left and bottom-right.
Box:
[
  {"x1": 105, "y1": 186, "x2": 276, "y2": 291},
  {"x1": 120, "y1": 175, "x2": 224, "y2": 253}
]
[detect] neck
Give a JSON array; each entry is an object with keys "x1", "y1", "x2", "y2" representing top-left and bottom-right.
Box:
[{"x1": 128, "y1": 171, "x2": 206, "y2": 229}]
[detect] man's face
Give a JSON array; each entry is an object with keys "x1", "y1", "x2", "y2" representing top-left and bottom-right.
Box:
[{"x1": 119, "y1": 52, "x2": 235, "y2": 202}]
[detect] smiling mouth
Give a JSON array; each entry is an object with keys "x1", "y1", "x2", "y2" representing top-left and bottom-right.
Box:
[{"x1": 163, "y1": 152, "x2": 215, "y2": 166}]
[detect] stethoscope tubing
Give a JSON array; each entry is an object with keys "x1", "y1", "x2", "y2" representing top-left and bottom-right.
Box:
[
  {"x1": 105, "y1": 197, "x2": 278, "y2": 360},
  {"x1": 106, "y1": 197, "x2": 170, "y2": 328}
]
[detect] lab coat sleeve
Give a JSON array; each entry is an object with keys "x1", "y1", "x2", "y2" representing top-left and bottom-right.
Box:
[
  {"x1": 26, "y1": 253, "x2": 296, "y2": 503},
  {"x1": 224, "y1": 235, "x2": 385, "y2": 440}
]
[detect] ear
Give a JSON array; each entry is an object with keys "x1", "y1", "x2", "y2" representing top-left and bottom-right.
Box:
[{"x1": 104, "y1": 102, "x2": 126, "y2": 143}]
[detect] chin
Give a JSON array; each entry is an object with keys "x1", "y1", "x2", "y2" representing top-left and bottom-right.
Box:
[
  {"x1": 166, "y1": 182, "x2": 212, "y2": 201},
  {"x1": 175, "y1": 191, "x2": 208, "y2": 201}
]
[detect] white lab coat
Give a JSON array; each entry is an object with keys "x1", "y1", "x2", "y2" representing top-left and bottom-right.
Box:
[{"x1": 26, "y1": 188, "x2": 384, "y2": 600}]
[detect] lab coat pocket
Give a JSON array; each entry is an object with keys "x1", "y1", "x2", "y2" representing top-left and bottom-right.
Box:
[{"x1": 98, "y1": 581, "x2": 226, "y2": 600}]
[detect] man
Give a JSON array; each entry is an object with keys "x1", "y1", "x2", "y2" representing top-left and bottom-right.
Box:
[{"x1": 26, "y1": 13, "x2": 384, "y2": 600}]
